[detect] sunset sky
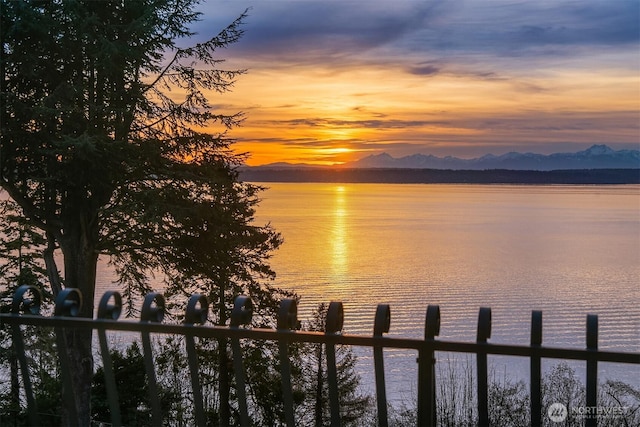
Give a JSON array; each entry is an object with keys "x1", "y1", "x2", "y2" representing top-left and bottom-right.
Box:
[{"x1": 190, "y1": 0, "x2": 639, "y2": 166}]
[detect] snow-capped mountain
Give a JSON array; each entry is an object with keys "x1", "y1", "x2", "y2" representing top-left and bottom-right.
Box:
[{"x1": 345, "y1": 145, "x2": 640, "y2": 171}]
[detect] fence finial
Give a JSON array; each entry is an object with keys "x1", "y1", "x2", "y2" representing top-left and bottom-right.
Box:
[
  {"x1": 477, "y1": 307, "x2": 492, "y2": 342},
  {"x1": 586, "y1": 314, "x2": 598, "y2": 350},
  {"x1": 98, "y1": 291, "x2": 122, "y2": 320},
  {"x1": 531, "y1": 310, "x2": 542, "y2": 346},
  {"x1": 185, "y1": 294, "x2": 208, "y2": 325},
  {"x1": 374, "y1": 304, "x2": 391, "y2": 336},
  {"x1": 277, "y1": 299, "x2": 298, "y2": 330},
  {"x1": 231, "y1": 296, "x2": 253, "y2": 327},
  {"x1": 54, "y1": 288, "x2": 83, "y2": 317},
  {"x1": 425, "y1": 305, "x2": 441, "y2": 339},
  {"x1": 141, "y1": 293, "x2": 165, "y2": 323},
  {"x1": 12, "y1": 285, "x2": 42, "y2": 315},
  {"x1": 325, "y1": 301, "x2": 344, "y2": 334}
]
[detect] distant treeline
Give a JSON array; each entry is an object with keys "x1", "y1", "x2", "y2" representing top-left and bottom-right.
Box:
[{"x1": 239, "y1": 168, "x2": 640, "y2": 184}]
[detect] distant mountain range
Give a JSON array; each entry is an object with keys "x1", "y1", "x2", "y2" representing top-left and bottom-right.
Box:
[
  {"x1": 343, "y1": 145, "x2": 640, "y2": 171},
  {"x1": 257, "y1": 145, "x2": 640, "y2": 171}
]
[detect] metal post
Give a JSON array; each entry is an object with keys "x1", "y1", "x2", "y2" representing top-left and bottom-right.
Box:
[
  {"x1": 140, "y1": 293, "x2": 165, "y2": 427},
  {"x1": 476, "y1": 307, "x2": 492, "y2": 427},
  {"x1": 184, "y1": 294, "x2": 209, "y2": 427},
  {"x1": 418, "y1": 304, "x2": 440, "y2": 427},
  {"x1": 373, "y1": 304, "x2": 390, "y2": 427},
  {"x1": 530, "y1": 310, "x2": 542, "y2": 427},
  {"x1": 230, "y1": 296, "x2": 253, "y2": 427},
  {"x1": 97, "y1": 291, "x2": 123, "y2": 427},
  {"x1": 54, "y1": 289, "x2": 84, "y2": 427},
  {"x1": 586, "y1": 314, "x2": 598, "y2": 427},
  {"x1": 325, "y1": 301, "x2": 344, "y2": 427},
  {"x1": 277, "y1": 299, "x2": 299, "y2": 427}
]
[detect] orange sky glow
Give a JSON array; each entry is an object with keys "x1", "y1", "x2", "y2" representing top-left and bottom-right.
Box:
[{"x1": 192, "y1": 1, "x2": 639, "y2": 166}]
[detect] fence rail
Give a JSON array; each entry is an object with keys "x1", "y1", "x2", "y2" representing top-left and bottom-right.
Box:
[{"x1": 1, "y1": 285, "x2": 639, "y2": 426}]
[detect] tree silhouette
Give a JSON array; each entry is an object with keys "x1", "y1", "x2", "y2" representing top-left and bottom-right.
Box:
[
  {"x1": 0, "y1": 200, "x2": 57, "y2": 424},
  {"x1": 1, "y1": 1, "x2": 281, "y2": 424},
  {"x1": 300, "y1": 303, "x2": 372, "y2": 426}
]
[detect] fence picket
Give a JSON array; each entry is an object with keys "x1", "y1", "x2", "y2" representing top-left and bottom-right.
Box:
[
  {"x1": 530, "y1": 310, "x2": 543, "y2": 427},
  {"x1": 586, "y1": 314, "x2": 599, "y2": 427}
]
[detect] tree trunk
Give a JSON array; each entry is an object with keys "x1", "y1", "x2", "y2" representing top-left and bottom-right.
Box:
[
  {"x1": 60, "y1": 328, "x2": 94, "y2": 426},
  {"x1": 57, "y1": 215, "x2": 99, "y2": 426},
  {"x1": 44, "y1": 231, "x2": 62, "y2": 297},
  {"x1": 9, "y1": 347, "x2": 19, "y2": 419}
]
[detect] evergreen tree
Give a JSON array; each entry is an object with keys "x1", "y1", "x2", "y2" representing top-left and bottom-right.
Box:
[
  {"x1": 92, "y1": 342, "x2": 182, "y2": 426},
  {"x1": 1, "y1": 1, "x2": 282, "y2": 424},
  {"x1": 299, "y1": 303, "x2": 372, "y2": 426},
  {"x1": 0, "y1": 200, "x2": 61, "y2": 424},
  {"x1": 91, "y1": 343, "x2": 149, "y2": 426},
  {"x1": 0, "y1": 200, "x2": 48, "y2": 291}
]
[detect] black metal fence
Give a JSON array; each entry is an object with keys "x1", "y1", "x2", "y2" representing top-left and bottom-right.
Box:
[{"x1": 1, "y1": 285, "x2": 639, "y2": 426}]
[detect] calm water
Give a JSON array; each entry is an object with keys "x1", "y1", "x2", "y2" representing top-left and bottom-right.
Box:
[
  {"x1": 94, "y1": 183, "x2": 639, "y2": 401},
  {"x1": 252, "y1": 183, "x2": 640, "y2": 399}
]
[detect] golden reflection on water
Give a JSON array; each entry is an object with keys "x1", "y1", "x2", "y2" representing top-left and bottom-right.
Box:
[{"x1": 331, "y1": 185, "x2": 348, "y2": 281}]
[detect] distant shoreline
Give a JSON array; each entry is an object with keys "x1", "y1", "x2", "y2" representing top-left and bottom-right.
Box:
[{"x1": 239, "y1": 168, "x2": 640, "y2": 184}]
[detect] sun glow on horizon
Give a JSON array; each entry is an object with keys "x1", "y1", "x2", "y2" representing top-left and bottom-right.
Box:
[
  {"x1": 217, "y1": 36, "x2": 638, "y2": 167},
  {"x1": 326, "y1": 147, "x2": 353, "y2": 155},
  {"x1": 192, "y1": 1, "x2": 639, "y2": 166}
]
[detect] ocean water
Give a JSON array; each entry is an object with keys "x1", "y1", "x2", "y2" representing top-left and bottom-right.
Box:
[
  {"x1": 93, "y1": 183, "x2": 639, "y2": 403},
  {"x1": 250, "y1": 183, "x2": 640, "y2": 400}
]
